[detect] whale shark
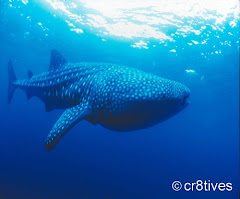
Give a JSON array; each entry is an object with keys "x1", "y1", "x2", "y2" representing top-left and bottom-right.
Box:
[{"x1": 8, "y1": 50, "x2": 190, "y2": 150}]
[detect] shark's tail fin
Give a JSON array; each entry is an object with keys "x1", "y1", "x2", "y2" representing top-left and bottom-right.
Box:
[{"x1": 8, "y1": 60, "x2": 17, "y2": 104}]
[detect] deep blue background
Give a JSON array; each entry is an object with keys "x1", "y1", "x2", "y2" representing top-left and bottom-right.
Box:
[{"x1": 0, "y1": 1, "x2": 239, "y2": 199}]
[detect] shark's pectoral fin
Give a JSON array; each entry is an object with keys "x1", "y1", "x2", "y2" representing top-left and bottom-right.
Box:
[{"x1": 44, "y1": 104, "x2": 92, "y2": 151}]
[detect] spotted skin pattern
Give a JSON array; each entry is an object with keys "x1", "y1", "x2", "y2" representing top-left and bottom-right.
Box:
[{"x1": 8, "y1": 50, "x2": 190, "y2": 150}]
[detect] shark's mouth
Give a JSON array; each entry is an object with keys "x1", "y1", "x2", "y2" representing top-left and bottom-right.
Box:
[{"x1": 182, "y1": 93, "x2": 190, "y2": 107}]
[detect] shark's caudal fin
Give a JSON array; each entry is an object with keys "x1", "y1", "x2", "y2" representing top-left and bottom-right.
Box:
[
  {"x1": 8, "y1": 60, "x2": 17, "y2": 104},
  {"x1": 44, "y1": 103, "x2": 92, "y2": 151}
]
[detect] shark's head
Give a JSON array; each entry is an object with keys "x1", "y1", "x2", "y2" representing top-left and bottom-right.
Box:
[
  {"x1": 150, "y1": 78, "x2": 190, "y2": 115},
  {"x1": 121, "y1": 77, "x2": 191, "y2": 128},
  {"x1": 168, "y1": 80, "x2": 190, "y2": 109},
  {"x1": 98, "y1": 72, "x2": 191, "y2": 131}
]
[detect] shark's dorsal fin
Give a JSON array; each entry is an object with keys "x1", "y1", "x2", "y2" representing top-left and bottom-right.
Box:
[
  {"x1": 28, "y1": 70, "x2": 34, "y2": 78},
  {"x1": 44, "y1": 103, "x2": 92, "y2": 151},
  {"x1": 49, "y1": 49, "x2": 67, "y2": 71}
]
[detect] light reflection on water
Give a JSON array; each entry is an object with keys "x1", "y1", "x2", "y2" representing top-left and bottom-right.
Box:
[
  {"x1": 4, "y1": 0, "x2": 240, "y2": 55},
  {"x1": 40, "y1": 0, "x2": 239, "y2": 43}
]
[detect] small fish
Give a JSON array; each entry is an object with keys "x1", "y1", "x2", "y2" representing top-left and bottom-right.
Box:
[{"x1": 8, "y1": 50, "x2": 190, "y2": 150}]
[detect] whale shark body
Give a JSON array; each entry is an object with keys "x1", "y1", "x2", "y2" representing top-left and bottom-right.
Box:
[{"x1": 8, "y1": 50, "x2": 190, "y2": 150}]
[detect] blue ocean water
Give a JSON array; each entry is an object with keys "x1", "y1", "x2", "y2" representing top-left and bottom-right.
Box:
[{"x1": 0, "y1": 0, "x2": 239, "y2": 199}]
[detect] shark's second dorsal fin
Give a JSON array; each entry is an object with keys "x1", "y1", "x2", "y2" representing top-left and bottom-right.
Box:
[{"x1": 49, "y1": 49, "x2": 67, "y2": 71}]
